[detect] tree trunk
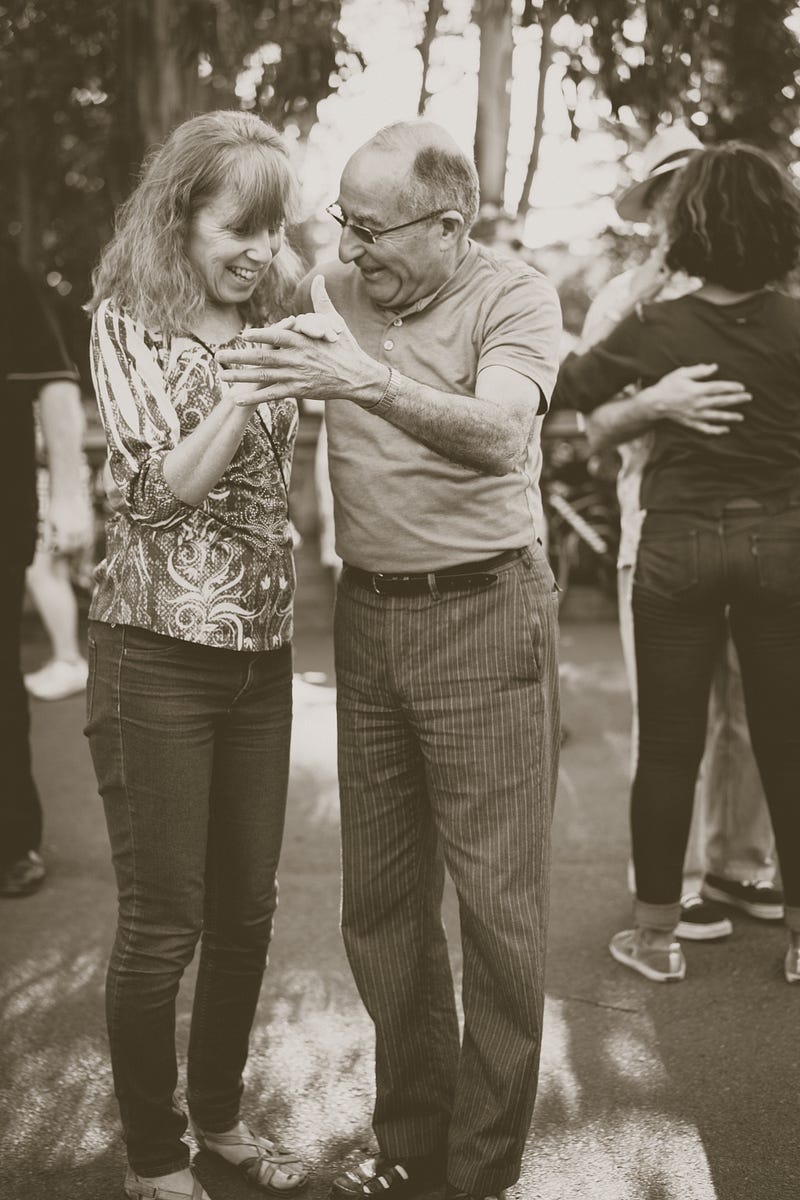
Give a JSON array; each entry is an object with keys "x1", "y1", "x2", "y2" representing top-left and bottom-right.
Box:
[
  {"x1": 518, "y1": 11, "x2": 554, "y2": 216},
  {"x1": 473, "y1": 0, "x2": 514, "y2": 209},
  {"x1": 119, "y1": 0, "x2": 216, "y2": 172},
  {"x1": 417, "y1": 0, "x2": 445, "y2": 115}
]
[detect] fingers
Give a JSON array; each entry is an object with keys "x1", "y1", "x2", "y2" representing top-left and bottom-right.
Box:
[
  {"x1": 678, "y1": 362, "x2": 719, "y2": 379},
  {"x1": 699, "y1": 390, "x2": 752, "y2": 405},
  {"x1": 311, "y1": 274, "x2": 343, "y2": 323},
  {"x1": 218, "y1": 345, "x2": 279, "y2": 367},
  {"x1": 234, "y1": 326, "x2": 300, "y2": 349}
]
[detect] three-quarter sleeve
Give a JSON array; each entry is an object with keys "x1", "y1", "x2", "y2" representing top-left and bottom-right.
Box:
[{"x1": 90, "y1": 302, "x2": 193, "y2": 528}]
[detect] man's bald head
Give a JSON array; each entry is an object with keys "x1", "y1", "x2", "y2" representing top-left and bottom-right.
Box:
[{"x1": 351, "y1": 121, "x2": 480, "y2": 234}]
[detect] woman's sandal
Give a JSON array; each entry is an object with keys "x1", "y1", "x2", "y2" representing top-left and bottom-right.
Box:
[
  {"x1": 123, "y1": 1165, "x2": 210, "y2": 1199},
  {"x1": 192, "y1": 1122, "x2": 308, "y2": 1195}
]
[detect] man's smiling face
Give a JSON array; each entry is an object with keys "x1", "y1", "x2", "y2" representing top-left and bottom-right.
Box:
[{"x1": 335, "y1": 147, "x2": 454, "y2": 311}]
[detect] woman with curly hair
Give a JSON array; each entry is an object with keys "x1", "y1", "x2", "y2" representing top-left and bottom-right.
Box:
[
  {"x1": 84, "y1": 110, "x2": 309, "y2": 1198},
  {"x1": 553, "y1": 141, "x2": 800, "y2": 985}
]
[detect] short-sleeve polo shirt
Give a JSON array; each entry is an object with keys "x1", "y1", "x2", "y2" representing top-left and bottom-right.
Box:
[{"x1": 299, "y1": 241, "x2": 561, "y2": 573}]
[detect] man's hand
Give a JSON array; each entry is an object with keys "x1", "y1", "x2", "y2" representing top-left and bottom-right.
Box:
[
  {"x1": 640, "y1": 363, "x2": 752, "y2": 435},
  {"x1": 217, "y1": 275, "x2": 386, "y2": 408}
]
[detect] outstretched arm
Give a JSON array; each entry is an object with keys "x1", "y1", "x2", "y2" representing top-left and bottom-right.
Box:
[
  {"x1": 218, "y1": 275, "x2": 558, "y2": 477},
  {"x1": 584, "y1": 363, "x2": 752, "y2": 451}
]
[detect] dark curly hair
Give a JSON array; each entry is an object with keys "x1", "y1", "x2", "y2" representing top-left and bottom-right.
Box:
[{"x1": 664, "y1": 142, "x2": 800, "y2": 290}]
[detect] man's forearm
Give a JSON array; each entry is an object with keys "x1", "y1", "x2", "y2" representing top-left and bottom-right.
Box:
[
  {"x1": 357, "y1": 368, "x2": 536, "y2": 476},
  {"x1": 38, "y1": 380, "x2": 86, "y2": 496},
  {"x1": 584, "y1": 388, "x2": 659, "y2": 452}
]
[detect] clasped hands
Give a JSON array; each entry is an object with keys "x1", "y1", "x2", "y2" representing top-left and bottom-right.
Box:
[{"x1": 217, "y1": 274, "x2": 386, "y2": 406}]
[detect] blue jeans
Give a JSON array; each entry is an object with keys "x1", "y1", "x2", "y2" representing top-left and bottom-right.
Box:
[
  {"x1": 631, "y1": 508, "x2": 800, "y2": 932},
  {"x1": 334, "y1": 544, "x2": 560, "y2": 1197},
  {"x1": 84, "y1": 621, "x2": 293, "y2": 1176}
]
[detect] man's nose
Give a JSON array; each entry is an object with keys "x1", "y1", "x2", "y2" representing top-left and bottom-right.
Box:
[{"x1": 338, "y1": 225, "x2": 366, "y2": 265}]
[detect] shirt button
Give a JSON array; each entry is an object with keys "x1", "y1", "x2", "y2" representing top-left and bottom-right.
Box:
[
  {"x1": 383, "y1": 339, "x2": 394, "y2": 351},
  {"x1": 392, "y1": 317, "x2": 403, "y2": 327}
]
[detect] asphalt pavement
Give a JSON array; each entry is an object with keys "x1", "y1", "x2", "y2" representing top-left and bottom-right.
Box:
[{"x1": 1, "y1": 543, "x2": 797, "y2": 1200}]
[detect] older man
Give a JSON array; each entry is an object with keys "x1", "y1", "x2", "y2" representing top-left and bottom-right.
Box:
[{"x1": 219, "y1": 121, "x2": 562, "y2": 1200}]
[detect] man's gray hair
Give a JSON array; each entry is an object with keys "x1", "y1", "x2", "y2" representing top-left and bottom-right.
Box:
[{"x1": 370, "y1": 122, "x2": 480, "y2": 233}]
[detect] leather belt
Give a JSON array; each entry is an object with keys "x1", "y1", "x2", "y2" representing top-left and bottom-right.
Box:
[{"x1": 344, "y1": 548, "x2": 525, "y2": 596}]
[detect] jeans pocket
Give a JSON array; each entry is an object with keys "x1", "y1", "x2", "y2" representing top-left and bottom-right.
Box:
[
  {"x1": 635, "y1": 527, "x2": 699, "y2": 599},
  {"x1": 85, "y1": 635, "x2": 97, "y2": 729},
  {"x1": 752, "y1": 534, "x2": 800, "y2": 601},
  {"x1": 121, "y1": 624, "x2": 186, "y2": 660}
]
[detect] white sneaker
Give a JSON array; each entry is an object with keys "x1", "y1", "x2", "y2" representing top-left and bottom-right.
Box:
[{"x1": 24, "y1": 658, "x2": 88, "y2": 701}]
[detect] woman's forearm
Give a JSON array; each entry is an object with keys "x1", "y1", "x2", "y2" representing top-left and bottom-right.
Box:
[{"x1": 162, "y1": 391, "x2": 254, "y2": 506}]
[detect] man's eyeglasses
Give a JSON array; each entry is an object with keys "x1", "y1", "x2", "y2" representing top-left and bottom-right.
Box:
[{"x1": 326, "y1": 203, "x2": 444, "y2": 245}]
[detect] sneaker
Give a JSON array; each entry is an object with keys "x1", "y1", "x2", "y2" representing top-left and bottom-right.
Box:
[
  {"x1": 0, "y1": 850, "x2": 46, "y2": 897},
  {"x1": 609, "y1": 929, "x2": 686, "y2": 982},
  {"x1": 785, "y1": 934, "x2": 800, "y2": 984},
  {"x1": 330, "y1": 1154, "x2": 444, "y2": 1198},
  {"x1": 676, "y1": 894, "x2": 733, "y2": 941},
  {"x1": 701, "y1": 874, "x2": 784, "y2": 921},
  {"x1": 24, "y1": 657, "x2": 88, "y2": 701}
]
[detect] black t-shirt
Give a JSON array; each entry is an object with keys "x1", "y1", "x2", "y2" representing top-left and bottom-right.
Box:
[
  {"x1": 0, "y1": 246, "x2": 80, "y2": 564},
  {"x1": 553, "y1": 290, "x2": 800, "y2": 514}
]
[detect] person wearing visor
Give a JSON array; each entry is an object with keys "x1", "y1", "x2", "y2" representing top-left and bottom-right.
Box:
[{"x1": 559, "y1": 124, "x2": 782, "y2": 946}]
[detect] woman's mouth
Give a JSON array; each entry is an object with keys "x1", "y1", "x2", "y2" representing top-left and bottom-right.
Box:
[{"x1": 228, "y1": 265, "x2": 258, "y2": 283}]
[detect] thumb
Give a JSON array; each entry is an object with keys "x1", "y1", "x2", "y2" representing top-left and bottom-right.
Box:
[{"x1": 311, "y1": 274, "x2": 338, "y2": 317}]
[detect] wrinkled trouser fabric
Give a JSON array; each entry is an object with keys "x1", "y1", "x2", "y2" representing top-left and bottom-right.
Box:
[{"x1": 334, "y1": 545, "x2": 560, "y2": 1197}]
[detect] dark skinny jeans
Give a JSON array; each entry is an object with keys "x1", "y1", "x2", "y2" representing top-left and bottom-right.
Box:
[
  {"x1": 631, "y1": 507, "x2": 800, "y2": 933},
  {"x1": 85, "y1": 621, "x2": 293, "y2": 1176}
]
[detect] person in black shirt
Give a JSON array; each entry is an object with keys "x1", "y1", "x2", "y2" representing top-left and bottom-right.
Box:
[
  {"x1": 0, "y1": 242, "x2": 85, "y2": 896},
  {"x1": 553, "y1": 143, "x2": 800, "y2": 985}
]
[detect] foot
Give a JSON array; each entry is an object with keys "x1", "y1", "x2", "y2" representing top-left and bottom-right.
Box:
[
  {"x1": 193, "y1": 1120, "x2": 307, "y2": 1193},
  {"x1": 24, "y1": 656, "x2": 88, "y2": 700},
  {"x1": 785, "y1": 933, "x2": 800, "y2": 983},
  {"x1": 124, "y1": 1165, "x2": 209, "y2": 1199},
  {"x1": 329, "y1": 1153, "x2": 445, "y2": 1198},
  {"x1": 701, "y1": 874, "x2": 784, "y2": 921},
  {"x1": 609, "y1": 928, "x2": 686, "y2": 982},
  {"x1": 0, "y1": 850, "x2": 46, "y2": 897},
  {"x1": 676, "y1": 894, "x2": 733, "y2": 941}
]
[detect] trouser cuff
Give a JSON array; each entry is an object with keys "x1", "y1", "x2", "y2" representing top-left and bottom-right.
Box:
[
  {"x1": 784, "y1": 905, "x2": 800, "y2": 933},
  {"x1": 634, "y1": 899, "x2": 682, "y2": 931}
]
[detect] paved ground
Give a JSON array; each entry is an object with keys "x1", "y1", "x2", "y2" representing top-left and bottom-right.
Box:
[{"x1": 1, "y1": 538, "x2": 798, "y2": 1200}]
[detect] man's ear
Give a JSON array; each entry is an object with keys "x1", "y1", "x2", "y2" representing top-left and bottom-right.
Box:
[{"x1": 440, "y1": 211, "x2": 465, "y2": 242}]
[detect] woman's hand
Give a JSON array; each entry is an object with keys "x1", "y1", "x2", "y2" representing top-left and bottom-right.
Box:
[
  {"x1": 640, "y1": 363, "x2": 752, "y2": 435},
  {"x1": 217, "y1": 276, "x2": 386, "y2": 409}
]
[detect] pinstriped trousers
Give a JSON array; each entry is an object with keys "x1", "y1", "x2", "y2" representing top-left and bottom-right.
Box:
[{"x1": 334, "y1": 544, "x2": 560, "y2": 1196}]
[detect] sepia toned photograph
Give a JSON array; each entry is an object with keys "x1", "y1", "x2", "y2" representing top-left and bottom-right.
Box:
[{"x1": 1, "y1": 3, "x2": 798, "y2": 1198}]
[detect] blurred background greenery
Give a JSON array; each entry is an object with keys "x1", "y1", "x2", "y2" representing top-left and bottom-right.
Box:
[{"x1": 2, "y1": 0, "x2": 800, "y2": 372}]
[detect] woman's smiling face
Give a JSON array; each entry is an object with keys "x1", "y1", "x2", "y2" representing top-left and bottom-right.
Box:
[{"x1": 186, "y1": 189, "x2": 285, "y2": 312}]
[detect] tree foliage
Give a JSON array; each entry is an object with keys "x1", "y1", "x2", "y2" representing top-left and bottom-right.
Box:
[{"x1": 0, "y1": 0, "x2": 355, "y2": 360}]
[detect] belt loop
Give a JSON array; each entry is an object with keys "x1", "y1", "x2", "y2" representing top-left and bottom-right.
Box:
[
  {"x1": 427, "y1": 572, "x2": 441, "y2": 600},
  {"x1": 371, "y1": 574, "x2": 382, "y2": 594}
]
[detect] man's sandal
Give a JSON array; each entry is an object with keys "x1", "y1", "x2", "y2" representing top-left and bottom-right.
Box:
[
  {"x1": 193, "y1": 1122, "x2": 308, "y2": 1195},
  {"x1": 123, "y1": 1166, "x2": 210, "y2": 1199}
]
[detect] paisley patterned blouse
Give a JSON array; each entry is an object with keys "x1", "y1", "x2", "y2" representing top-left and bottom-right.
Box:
[{"x1": 89, "y1": 301, "x2": 297, "y2": 651}]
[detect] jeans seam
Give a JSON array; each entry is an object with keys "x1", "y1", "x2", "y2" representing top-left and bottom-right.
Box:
[{"x1": 112, "y1": 627, "x2": 143, "y2": 1154}]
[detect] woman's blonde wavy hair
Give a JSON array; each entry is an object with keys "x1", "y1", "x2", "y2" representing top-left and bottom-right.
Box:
[{"x1": 88, "y1": 110, "x2": 303, "y2": 334}]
